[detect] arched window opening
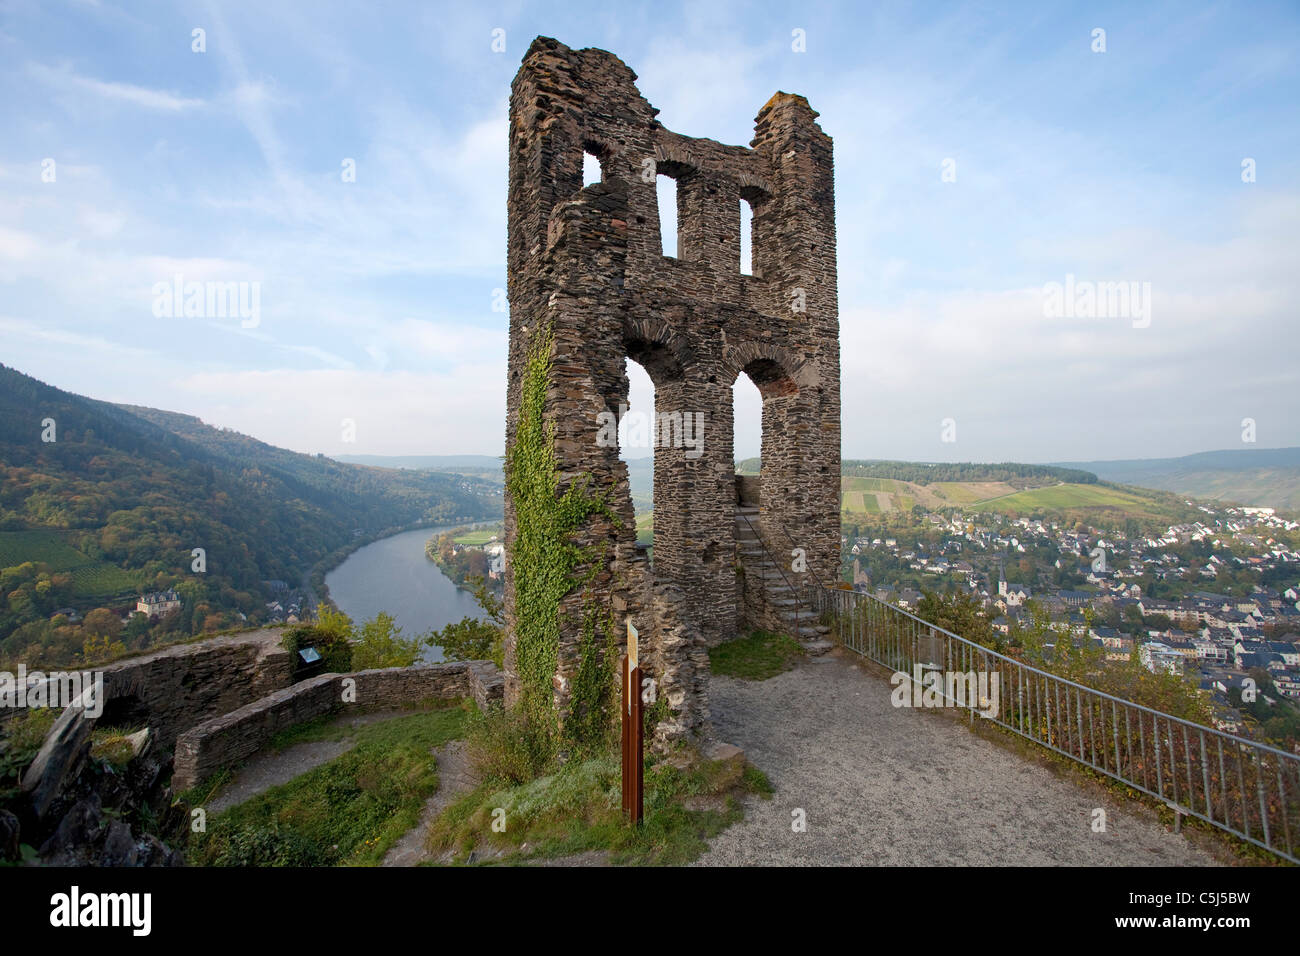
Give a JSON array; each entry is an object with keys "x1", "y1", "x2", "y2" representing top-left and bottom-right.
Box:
[
  {"x1": 657, "y1": 174, "x2": 678, "y2": 258},
  {"x1": 582, "y1": 151, "x2": 602, "y2": 188},
  {"x1": 733, "y1": 370, "x2": 762, "y2": 485},
  {"x1": 621, "y1": 357, "x2": 656, "y2": 563},
  {"x1": 739, "y1": 198, "x2": 754, "y2": 275}
]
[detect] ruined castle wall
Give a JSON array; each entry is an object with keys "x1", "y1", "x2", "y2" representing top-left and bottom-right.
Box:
[
  {"x1": 3, "y1": 629, "x2": 294, "y2": 748},
  {"x1": 504, "y1": 37, "x2": 839, "y2": 744}
]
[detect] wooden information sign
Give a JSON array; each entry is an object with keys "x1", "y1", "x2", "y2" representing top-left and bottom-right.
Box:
[{"x1": 621, "y1": 619, "x2": 643, "y2": 824}]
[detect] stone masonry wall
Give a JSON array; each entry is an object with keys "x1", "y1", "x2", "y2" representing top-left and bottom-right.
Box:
[
  {"x1": 172, "y1": 660, "x2": 503, "y2": 792},
  {"x1": 503, "y1": 37, "x2": 839, "y2": 743},
  {"x1": 4, "y1": 629, "x2": 294, "y2": 748}
]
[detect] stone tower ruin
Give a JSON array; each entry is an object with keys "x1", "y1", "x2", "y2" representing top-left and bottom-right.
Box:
[{"x1": 503, "y1": 37, "x2": 839, "y2": 742}]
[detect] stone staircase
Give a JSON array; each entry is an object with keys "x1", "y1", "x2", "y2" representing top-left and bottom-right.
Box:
[{"x1": 734, "y1": 505, "x2": 833, "y2": 654}]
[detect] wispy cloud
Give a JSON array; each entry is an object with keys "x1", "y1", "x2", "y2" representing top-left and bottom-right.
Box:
[{"x1": 27, "y1": 62, "x2": 204, "y2": 111}]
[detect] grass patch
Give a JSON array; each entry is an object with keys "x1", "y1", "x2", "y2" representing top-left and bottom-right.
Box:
[
  {"x1": 266, "y1": 698, "x2": 464, "y2": 753},
  {"x1": 464, "y1": 702, "x2": 558, "y2": 786},
  {"x1": 0, "y1": 708, "x2": 57, "y2": 799},
  {"x1": 89, "y1": 725, "x2": 144, "y2": 769},
  {"x1": 0, "y1": 530, "x2": 93, "y2": 570},
  {"x1": 425, "y1": 749, "x2": 771, "y2": 866},
  {"x1": 452, "y1": 529, "x2": 498, "y2": 546},
  {"x1": 709, "y1": 630, "x2": 804, "y2": 681},
  {"x1": 742, "y1": 762, "x2": 775, "y2": 797},
  {"x1": 188, "y1": 704, "x2": 472, "y2": 866}
]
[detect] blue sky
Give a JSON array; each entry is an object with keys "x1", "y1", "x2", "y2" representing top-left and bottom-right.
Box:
[{"x1": 1, "y1": 0, "x2": 1297, "y2": 463}]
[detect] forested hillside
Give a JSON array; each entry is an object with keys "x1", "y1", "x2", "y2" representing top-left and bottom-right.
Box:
[
  {"x1": 0, "y1": 365, "x2": 500, "y2": 664},
  {"x1": 838, "y1": 459, "x2": 1097, "y2": 486},
  {"x1": 735, "y1": 457, "x2": 1096, "y2": 486},
  {"x1": 1055, "y1": 448, "x2": 1300, "y2": 512}
]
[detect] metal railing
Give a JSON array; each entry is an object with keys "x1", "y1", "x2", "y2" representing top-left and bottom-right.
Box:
[{"x1": 813, "y1": 584, "x2": 1300, "y2": 864}]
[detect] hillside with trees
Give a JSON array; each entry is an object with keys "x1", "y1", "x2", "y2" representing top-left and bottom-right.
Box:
[
  {"x1": 0, "y1": 364, "x2": 501, "y2": 665},
  {"x1": 1056, "y1": 447, "x2": 1300, "y2": 512}
]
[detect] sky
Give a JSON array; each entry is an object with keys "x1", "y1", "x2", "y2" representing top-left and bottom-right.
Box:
[{"x1": 1, "y1": 0, "x2": 1297, "y2": 465}]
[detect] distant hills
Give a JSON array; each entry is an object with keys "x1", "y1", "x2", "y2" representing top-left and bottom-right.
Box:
[
  {"x1": 333, "y1": 444, "x2": 1300, "y2": 529},
  {"x1": 0, "y1": 365, "x2": 501, "y2": 656},
  {"x1": 741, "y1": 458, "x2": 1096, "y2": 486},
  {"x1": 1053, "y1": 448, "x2": 1300, "y2": 511},
  {"x1": 335, "y1": 454, "x2": 502, "y2": 472},
  {"x1": 735, "y1": 456, "x2": 1203, "y2": 531}
]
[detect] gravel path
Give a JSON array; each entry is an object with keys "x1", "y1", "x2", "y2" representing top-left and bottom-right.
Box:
[{"x1": 695, "y1": 650, "x2": 1225, "y2": 866}]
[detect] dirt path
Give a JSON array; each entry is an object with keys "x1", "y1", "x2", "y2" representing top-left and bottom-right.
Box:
[
  {"x1": 205, "y1": 711, "x2": 410, "y2": 815},
  {"x1": 383, "y1": 740, "x2": 478, "y2": 866},
  {"x1": 695, "y1": 650, "x2": 1227, "y2": 866},
  {"x1": 198, "y1": 711, "x2": 482, "y2": 867}
]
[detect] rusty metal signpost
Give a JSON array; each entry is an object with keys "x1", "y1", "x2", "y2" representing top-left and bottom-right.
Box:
[{"x1": 621, "y1": 619, "x2": 643, "y2": 825}]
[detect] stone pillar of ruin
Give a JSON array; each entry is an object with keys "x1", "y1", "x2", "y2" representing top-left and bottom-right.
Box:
[
  {"x1": 748, "y1": 92, "x2": 842, "y2": 589},
  {"x1": 501, "y1": 37, "x2": 839, "y2": 743}
]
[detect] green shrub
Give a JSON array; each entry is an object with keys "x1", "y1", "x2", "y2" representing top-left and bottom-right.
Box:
[
  {"x1": 463, "y1": 703, "x2": 555, "y2": 786},
  {"x1": 351, "y1": 612, "x2": 422, "y2": 670},
  {"x1": 429, "y1": 617, "x2": 502, "y2": 667},
  {"x1": 282, "y1": 604, "x2": 354, "y2": 675},
  {"x1": 0, "y1": 708, "x2": 56, "y2": 799}
]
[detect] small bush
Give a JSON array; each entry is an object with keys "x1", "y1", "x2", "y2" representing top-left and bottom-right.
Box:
[
  {"x1": 89, "y1": 725, "x2": 143, "y2": 769},
  {"x1": 351, "y1": 612, "x2": 422, "y2": 670},
  {"x1": 464, "y1": 703, "x2": 555, "y2": 786},
  {"x1": 0, "y1": 708, "x2": 57, "y2": 798},
  {"x1": 282, "y1": 605, "x2": 354, "y2": 676}
]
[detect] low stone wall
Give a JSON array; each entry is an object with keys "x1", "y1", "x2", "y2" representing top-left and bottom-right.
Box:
[
  {"x1": 172, "y1": 660, "x2": 503, "y2": 792},
  {"x1": 101, "y1": 630, "x2": 294, "y2": 746},
  {"x1": 4, "y1": 629, "x2": 293, "y2": 747},
  {"x1": 15, "y1": 630, "x2": 295, "y2": 820}
]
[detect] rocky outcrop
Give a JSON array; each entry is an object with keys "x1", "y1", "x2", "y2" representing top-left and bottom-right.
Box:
[
  {"x1": 4, "y1": 629, "x2": 295, "y2": 865},
  {"x1": 19, "y1": 690, "x2": 96, "y2": 820},
  {"x1": 0, "y1": 810, "x2": 19, "y2": 862},
  {"x1": 24, "y1": 748, "x2": 187, "y2": 867}
]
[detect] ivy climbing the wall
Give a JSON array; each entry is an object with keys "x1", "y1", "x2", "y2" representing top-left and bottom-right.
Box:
[{"x1": 505, "y1": 324, "x2": 621, "y2": 759}]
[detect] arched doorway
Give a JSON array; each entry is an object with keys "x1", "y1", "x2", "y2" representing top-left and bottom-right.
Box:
[
  {"x1": 619, "y1": 357, "x2": 656, "y2": 565},
  {"x1": 727, "y1": 350, "x2": 811, "y2": 636}
]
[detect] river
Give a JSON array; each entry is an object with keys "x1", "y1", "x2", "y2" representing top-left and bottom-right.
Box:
[{"x1": 324, "y1": 526, "x2": 489, "y2": 663}]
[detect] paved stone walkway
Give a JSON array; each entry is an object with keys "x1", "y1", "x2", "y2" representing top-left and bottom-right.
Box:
[{"x1": 696, "y1": 650, "x2": 1225, "y2": 866}]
